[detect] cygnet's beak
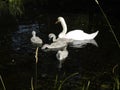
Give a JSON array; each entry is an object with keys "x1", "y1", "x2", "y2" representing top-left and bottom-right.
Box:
[
  {"x1": 49, "y1": 37, "x2": 52, "y2": 40},
  {"x1": 48, "y1": 36, "x2": 52, "y2": 40}
]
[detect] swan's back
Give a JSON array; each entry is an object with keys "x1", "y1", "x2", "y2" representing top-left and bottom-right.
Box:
[{"x1": 65, "y1": 30, "x2": 99, "y2": 40}]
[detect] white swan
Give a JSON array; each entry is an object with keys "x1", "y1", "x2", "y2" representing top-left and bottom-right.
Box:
[
  {"x1": 30, "y1": 31, "x2": 43, "y2": 46},
  {"x1": 56, "y1": 47, "x2": 68, "y2": 68},
  {"x1": 56, "y1": 17, "x2": 99, "y2": 40}
]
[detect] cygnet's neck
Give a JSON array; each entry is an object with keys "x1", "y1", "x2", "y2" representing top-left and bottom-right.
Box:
[
  {"x1": 63, "y1": 46, "x2": 67, "y2": 51},
  {"x1": 32, "y1": 32, "x2": 36, "y2": 37},
  {"x1": 52, "y1": 35, "x2": 57, "y2": 41}
]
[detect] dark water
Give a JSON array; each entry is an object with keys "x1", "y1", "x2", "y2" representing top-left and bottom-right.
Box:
[{"x1": 0, "y1": 13, "x2": 120, "y2": 90}]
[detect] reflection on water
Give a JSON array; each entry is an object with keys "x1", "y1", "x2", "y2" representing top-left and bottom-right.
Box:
[
  {"x1": 69, "y1": 39, "x2": 98, "y2": 48},
  {"x1": 56, "y1": 46, "x2": 68, "y2": 69},
  {"x1": 0, "y1": 14, "x2": 120, "y2": 90}
]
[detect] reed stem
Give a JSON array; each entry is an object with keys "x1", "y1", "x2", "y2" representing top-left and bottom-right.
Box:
[
  {"x1": 0, "y1": 75, "x2": 6, "y2": 90},
  {"x1": 31, "y1": 77, "x2": 34, "y2": 90},
  {"x1": 58, "y1": 72, "x2": 79, "y2": 90},
  {"x1": 34, "y1": 47, "x2": 39, "y2": 90},
  {"x1": 95, "y1": 0, "x2": 120, "y2": 48}
]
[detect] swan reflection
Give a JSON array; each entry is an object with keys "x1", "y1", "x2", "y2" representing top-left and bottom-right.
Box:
[
  {"x1": 41, "y1": 42, "x2": 67, "y2": 51},
  {"x1": 56, "y1": 47, "x2": 68, "y2": 69},
  {"x1": 69, "y1": 39, "x2": 98, "y2": 48}
]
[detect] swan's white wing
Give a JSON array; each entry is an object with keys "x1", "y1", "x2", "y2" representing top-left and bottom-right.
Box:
[
  {"x1": 65, "y1": 30, "x2": 88, "y2": 40},
  {"x1": 65, "y1": 30, "x2": 99, "y2": 40}
]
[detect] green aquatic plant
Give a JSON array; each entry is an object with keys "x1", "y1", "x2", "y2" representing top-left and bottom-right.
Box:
[
  {"x1": 86, "y1": 80, "x2": 90, "y2": 90},
  {"x1": 56, "y1": 72, "x2": 79, "y2": 90},
  {"x1": 54, "y1": 74, "x2": 58, "y2": 89},
  {"x1": 95, "y1": 0, "x2": 120, "y2": 48},
  {"x1": 112, "y1": 65, "x2": 120, "y2": 90},
  {"x1": 31, "y1": 77, "x2": 34, "y2": 90},
  {"x1": 0, "y1": 0, "x2": 24, "y2": 16},
  {"x1": 82, "y1": 80, "x2": 90, "y2": 90},
  {"x1": 0, "y1": 0, "x2": 7, "y2": 11},
  {"x1": 0, "y1": 75, "x2": 6, "y2": 90},
  {"x1": 8, "y1": 0, "x2": 24, "y2": 16}
]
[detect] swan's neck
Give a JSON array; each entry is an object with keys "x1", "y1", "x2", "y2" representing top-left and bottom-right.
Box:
[
  {"x1": 52, "y1": 35, "x2": 57, "y2": 42},
  {"x1": 59, "y1": 19, "x2": 67, "y2": 38},
  {"x1": 61, "y1": 20, "x2": 67, "y2": 33}
]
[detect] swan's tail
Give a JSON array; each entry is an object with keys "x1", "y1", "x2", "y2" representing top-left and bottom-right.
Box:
[{"x1": 88, "y1": 31, "x2": 99, "y2": 39}]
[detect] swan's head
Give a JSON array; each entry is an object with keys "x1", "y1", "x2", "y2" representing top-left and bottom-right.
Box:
[
  {"x1": 32, "y1": 31, "x2": 36, "y2": 36},
  {"x1": 56, "y1": 17, "x2": 64, "y2": 23}
]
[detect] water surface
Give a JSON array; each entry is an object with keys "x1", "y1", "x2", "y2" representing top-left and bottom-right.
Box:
[{"x1": 0, "y1": 13, "x2": 120, "y2": 90}]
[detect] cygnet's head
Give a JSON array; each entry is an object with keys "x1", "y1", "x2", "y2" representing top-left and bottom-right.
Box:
[
  {"x1": 32, "y1": 31, "x2": 36, "y2": 36},
  {"x1": 48, "y1": 33, "x2": 55, "y2": 39}
]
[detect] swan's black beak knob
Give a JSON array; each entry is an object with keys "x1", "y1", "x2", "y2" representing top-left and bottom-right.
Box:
[{"x1": 55, "y1": 20, "x2": 59, "y2": 24}]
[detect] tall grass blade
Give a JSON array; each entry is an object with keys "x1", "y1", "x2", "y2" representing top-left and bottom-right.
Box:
[
  {"x1": 31, "y1": 77, "x2": 34, "y2": 90},
  {"x1": 58, "y1": 72, "x2": 79, "y2": 90},
  {"x1": 95, "y1": 0, "x2": 120, "y2": 48},
  {"x1": 0, "y1": 75, "x2": 6, "y2": 90},
  {"x1": 54, "y1": 75, "x2": 58, "y2": 89},
  {"x1": 86, "y1": 80, "x2": 90, "y2": 90}
]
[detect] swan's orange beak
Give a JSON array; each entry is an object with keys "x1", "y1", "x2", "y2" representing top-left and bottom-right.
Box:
[{"x1": 55, "y1": 20, "x2": 59, "y2": 24}]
